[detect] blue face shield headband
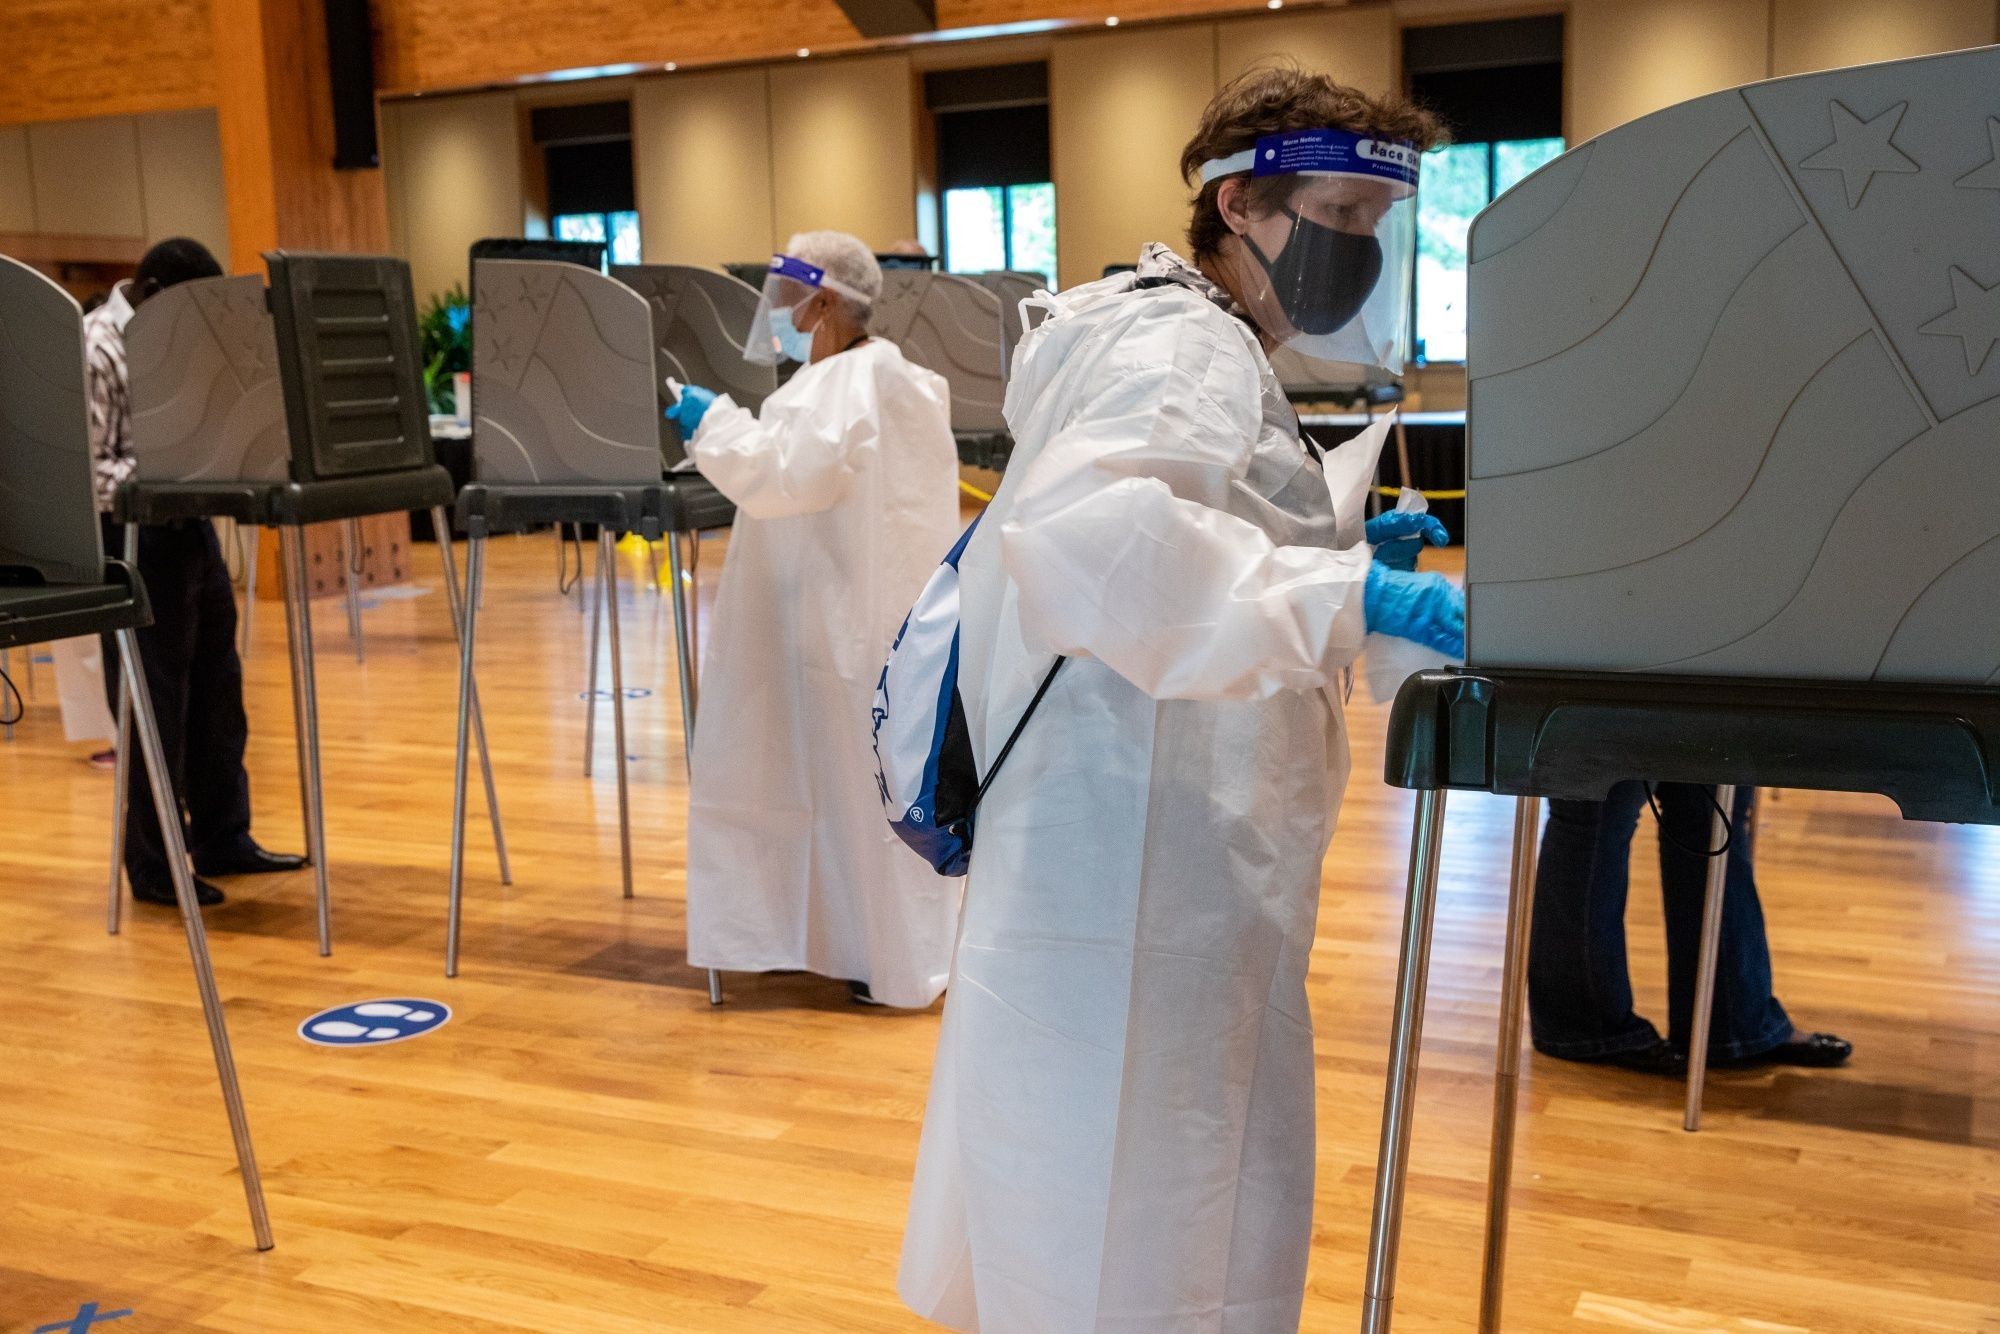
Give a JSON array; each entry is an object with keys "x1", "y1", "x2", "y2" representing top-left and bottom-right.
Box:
[{"x1": 747, "y1": 253, "x2": 871, "y2": 366}]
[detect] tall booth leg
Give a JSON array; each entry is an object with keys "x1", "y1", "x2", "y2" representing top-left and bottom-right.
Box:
[
  {"x1": 239, "y1": 527, "x2": 258, "y2": 657},
  {"x1": 1683, "y1": 784, "x2": 1737, "y2": 1132},
  {"x1": 107, "y1": 523, "x2": 139, "y2": 934},
  {"x1": 445, "y1": 533, "x2": 486, "y2": 978},
  {"x1": 665, "y1": 535, "x2": 721, "y2": 1006},
  {"x1": 1363, "y1": 787, "x2": 1449, "y2": 1334},
  {"x1": 115, "y1": 627, "x2": 274, "y2": 1251},
  {"x1": 599, "y1": 531, "x2": 634, "y2": 899},
  {"x1": 584, "y1": 553, "x2": 604, "y2": 778},
  {"x1": 279, "y1": 526, "x2": 333, "y2": 956},
  {"x1": 1478, "y1": 796, "x2": 1541, "y2": 1333},
  {"x1": 342, "y1": 519, "x2": 366, "y2": 664},
  {"x1": 430, "y1": 508, "x2": 510, "y2": 885}
]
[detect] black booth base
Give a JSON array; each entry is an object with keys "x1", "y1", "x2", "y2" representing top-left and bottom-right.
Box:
[
  {"x1": 1386, "y1": 668, "x2": 2000, "y2": 826},
  {"x1": 114, "y1": 468, "x2": 456, "y2": 528},
  {"x1": 0, "y1": 560, "x2": 151, "y2": 649},
  {"x1": 457, "y1": 475, "x2": 736, "y2": 542}
]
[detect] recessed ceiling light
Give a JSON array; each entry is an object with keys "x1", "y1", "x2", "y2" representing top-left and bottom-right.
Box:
[
  {"x1": 797, "y1": 47, "x2": 811, "y2": 57},
  {"x1": 666, "y1": 61, "x2": 678, "y2": 70},
  {"x1": 1267, "y1": 0, "x2": 1283, "y2": 8},
  {"x1": 1105, "y1": 15, "x2": 1119, "y2": 25}
]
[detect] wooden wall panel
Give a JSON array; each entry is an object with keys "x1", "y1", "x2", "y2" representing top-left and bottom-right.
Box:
[
  {"x1": 0, "y1": 130, "x2": 35, "y2": 233},
  {"x1": 1216, "y1": 6, "x2": 1398, "y2": 95},
  {"x1": 0, "y1": 0, "x2": 214, "y2": 126},
  {"x1": 633, "y1": 69, "x2": 778, "y2": 268},
  {"x1": 1771, "y1": 0, "x2": 1998, "y2": 76},
  {"x1": 1569, "y1": 0, "x2": 1770, "y2": 143},
  {"x1": 26, "y1": 118, "x2": 145, "y2": 238},
  {"x1": 380, "y1": 92, "x2": 523, "y2": 302},
  {"x1": 769, "y1": 54, "x2": 921, "y2": 249},
  {"x1": 136, "y1": 109, "x2": 232, "y2": 258}
]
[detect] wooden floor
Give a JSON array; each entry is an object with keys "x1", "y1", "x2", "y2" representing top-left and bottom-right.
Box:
[{"x1": 1, "y1": 533, "x2": 1996, "y2": 1333}]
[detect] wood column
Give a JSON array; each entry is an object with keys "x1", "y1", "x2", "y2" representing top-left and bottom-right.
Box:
[{"x1": 212, "y1": 0, "x2": 409, "y2": 599}]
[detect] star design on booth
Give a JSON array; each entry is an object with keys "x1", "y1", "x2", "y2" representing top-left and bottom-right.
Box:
[
  {"x1": 1799, "y1": 100, "x2": 1920, "y2": 208},
  {"x1": 1918, "y1": 267, "x2": 2000, "y2": 375},
  {"x1": 1957, "y1": 117, "x2": 2000, "y2": 192}
]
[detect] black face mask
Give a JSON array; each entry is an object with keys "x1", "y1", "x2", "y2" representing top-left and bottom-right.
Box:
[{"x1": 1244, "y1": 206, "x2": 1383, "y2": 335}]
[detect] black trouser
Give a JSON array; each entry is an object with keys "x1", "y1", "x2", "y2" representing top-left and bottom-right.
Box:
[{"x1": 101, "y1": 517, "x2": 256, "y2": 892}]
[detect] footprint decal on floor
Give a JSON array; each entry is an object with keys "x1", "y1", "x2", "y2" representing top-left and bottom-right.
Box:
[{"x1": 298, "y1": 999, "x2": 451, "y2": 1047}]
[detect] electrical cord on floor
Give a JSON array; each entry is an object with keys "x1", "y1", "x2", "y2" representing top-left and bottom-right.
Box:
[
  {"x1": 0, "y1": 662, "x2": 21, "y2": 726},
  {"x1": 1644, "y1": 782, "x2": 1734, "y2": 859},
  {"x1": 557, "y1": 524, "x2": 587, "y2": 596}
]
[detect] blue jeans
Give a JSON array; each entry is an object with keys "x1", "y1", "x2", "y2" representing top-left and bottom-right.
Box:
[{"x1": 1528, "y1": 782, "x2": 1792, "y2": 1062}]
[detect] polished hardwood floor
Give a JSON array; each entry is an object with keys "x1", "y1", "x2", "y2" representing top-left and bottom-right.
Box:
[{"x1": 0, "y1": 533, "x2": 1995, "y2": 1332}]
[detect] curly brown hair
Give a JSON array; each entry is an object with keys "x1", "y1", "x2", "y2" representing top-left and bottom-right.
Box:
[{"x1": 1179, "y1": 64, "x2": 1445, "y2": 262}]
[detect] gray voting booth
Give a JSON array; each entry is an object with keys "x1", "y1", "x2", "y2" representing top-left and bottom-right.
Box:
[
  {"x1": 1364, "y1": 45, "x2": 2000, "y2": 1332},
  {"x1": 870, "y1": 269, "x2": 1011, "y2": 466},
  {"x1": 450, "y1": 258, "x2": 735, "y2": 995},
  {"x1": 0, "y1": 255, "x2": 271, "y2": 1249},
  {"x1": 119, "y1": 262, "x2": 501, "y2": 956}
]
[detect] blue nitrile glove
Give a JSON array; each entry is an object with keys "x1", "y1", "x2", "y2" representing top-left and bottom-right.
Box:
[
  {"x1": 1364, "y1": 509, "x2": 1450, "y2": 572},
  {"x1": 1364, "y1": 565, "x2": 1466, "y2": 658},
  {"x1": 665, "y1": 384, "x2": 718, "y2": 437}
]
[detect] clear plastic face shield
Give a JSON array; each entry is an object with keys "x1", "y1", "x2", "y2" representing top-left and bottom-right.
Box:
[
  {"x1": 744, "y1": 253, "x2": 868, "y2": 366},
  {"x1": 1200, "y1": 127, "x2": 1420, "y2": 373}
]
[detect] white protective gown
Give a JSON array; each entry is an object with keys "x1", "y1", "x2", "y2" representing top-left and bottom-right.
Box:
[
  {"x1": 685, "y1": 338, "x2": 963, "y2": 1008},
  {"x1": 899, "y1": 246, "x2": 1376, "y2": 1332}
]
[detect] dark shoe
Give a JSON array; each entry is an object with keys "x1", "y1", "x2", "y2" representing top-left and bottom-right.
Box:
[
  {"x1": 1585, "y1": 1038, "x2": 1688, "y2": 1078},
  {"x1": 848, "y1": 980, "x2": 886, "y2": 1007},
  {"x1": 1721, "y1": 1032, "x2": 1853, "y2": 1069},
  {"x1": 132, "y1": 877, "x2": 226, "y2": 908},
  {"x1": 195, "y1": 843, "x2": 307, "y2": 877}
]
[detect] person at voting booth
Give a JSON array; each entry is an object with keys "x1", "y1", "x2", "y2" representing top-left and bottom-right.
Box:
[
  {"x1": 896, "y1": 69, "x2": 1460, "y2": 1331},
  {"x1": 670, "y1": 231, "x2": 963, "y2": 1008},
  {"x1": 1530, "y1": 783, "x2": 1853, "y2": 1074},
  {"x1": 88, "y1": 238, "x2": 306, "y2": 907}
]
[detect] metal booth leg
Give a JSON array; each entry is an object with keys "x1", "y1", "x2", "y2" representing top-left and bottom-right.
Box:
[
  {"x1": 107, "y1": 523, "x2": 138, "y2": 934},
  {"x1": 114, "y1": 626, "x2": 275, "y2": 1250},
  {"x1": 1362, "y1": 786, "x2": 1449, "y2": 1334},
  {"x1": 665, "y1": 533, "x2": 722, "y2": 1006},
  {"x1": 445, "y1": 531, "x2": 486, "y2": 977},
  {"x1": 584, "y1": 546, "x2": 604, "y2": 778},
  {"x1": 342, "y1": 519, "x2": 366, "y2": 663},
  {"x1": 1478, "y1": 796, "x2": 1541, "y2": 1333},
  {"x1": 599, "y1": 531, "x2": 634, "y2": 899},
  {"x1": 239, "y1": 524, "x2": 258, "y2": 657},
  {"x1": 279, "y1": 526, "x2": 333, "y2": 956},
  {"x1": 1683, "y1": 784, "x2": 1737, "y2": 1133},
  {"x1": 430, "y1": 508, "x2": 510, "y2": 886}
]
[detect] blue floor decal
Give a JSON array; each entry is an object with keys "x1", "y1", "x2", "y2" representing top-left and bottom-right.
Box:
[{"x1": 299, "y1": 999, "x2": 451, "y2": 1047}]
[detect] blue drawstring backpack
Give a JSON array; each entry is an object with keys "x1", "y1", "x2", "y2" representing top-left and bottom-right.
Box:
[{"x1": 872, "y1": 514, "x2": 1064, "y2": 876}]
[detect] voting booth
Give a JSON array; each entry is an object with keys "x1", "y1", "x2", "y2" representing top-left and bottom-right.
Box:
[
  {"x1": 116, "y1": 255, "x2": 473, "y2": 957},
  {"x1": 870, "y1": 269, "x2": 1011, "y2": 467},
  {"x1": 1363, "y1": 44, "x2": 2000, "y2": 1332},
  {"x1": 0, "y1": 254, "x2": 271, "y2": 1248},
  {"x1": 450, "y1": 258, "x2": 735, "y2": 996}
]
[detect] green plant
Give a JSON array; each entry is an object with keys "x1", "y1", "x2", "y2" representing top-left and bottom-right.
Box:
[{"x1": 418, "y1": 284, "x2": 472, "y2": 414}]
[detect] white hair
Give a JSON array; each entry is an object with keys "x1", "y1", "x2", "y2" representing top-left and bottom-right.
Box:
[{"x1": 786, "y1": 230, "x2": 882, "y2": 318}]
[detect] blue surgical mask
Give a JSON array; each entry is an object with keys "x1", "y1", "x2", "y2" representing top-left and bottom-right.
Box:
[{"x1": 769, "y1": 304, "x2": 815, "y2": 364}]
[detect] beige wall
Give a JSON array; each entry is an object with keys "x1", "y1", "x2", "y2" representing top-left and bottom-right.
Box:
[
  {"x1": 1569, "y1": 0, "x2": 1770, "y2": 143},
  {"x1": 634, "y1": 69, "x2": 776, "y2": 267},
  {"x1": 1217, "y1": 6, "x2": 1399, "y2": 94},
  {"x1": 1772, "y1": 0, "x2": 1996, "y2": 76},
  {"x1": 381, "y1": 90, "x2": 523, "y2": 303},
  {"x1": 769, "y1": 54, "x2": 920, "y2": 250},
  {"x1": 0, "y1": 109, "x2": 229, "y2": 258},
  {"x1": 1051, "y1": 24, "x2": 1219, "y2": 289}
]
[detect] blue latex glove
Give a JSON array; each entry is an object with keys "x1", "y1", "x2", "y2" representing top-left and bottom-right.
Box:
[
  {"x1": 1364, "y1": 565, "x2": 1465, "y2": 658},
  {"x1": 1364, "y1": 509, "x2": 1450, "y2": 572},
  {"x1": 666, "y1": 384, "x2": 718, "y2": 437}
]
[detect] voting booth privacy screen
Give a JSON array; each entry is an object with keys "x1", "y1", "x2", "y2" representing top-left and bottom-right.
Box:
[{"x1": 1464, "y1": 45, "x2": 2000, "y2": 685}]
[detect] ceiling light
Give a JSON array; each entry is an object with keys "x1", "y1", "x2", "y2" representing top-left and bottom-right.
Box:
[
  {"x1": 797, "y1": 47, "x2": 811, "y2": 57},
  {"x1": 1105, "y1": 15, "x2": 1119, "y2": 25}
]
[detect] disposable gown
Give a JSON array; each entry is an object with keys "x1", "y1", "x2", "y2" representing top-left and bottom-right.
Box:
[
  {"x1": 899, "y1": 248, "x2": 1375, "y2": 1331},
  {"x1": 685, "y1": 338, "x2": 962, "y2": 1008}
]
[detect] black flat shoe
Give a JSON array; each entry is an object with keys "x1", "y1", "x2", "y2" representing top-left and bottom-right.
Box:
[
  {"x1": 1721, "y1": 1032, "x2": 1853, "y2": 1069},
  {"x1": 848, "y1": 980, "x2": 886, "y2": 1007},
  {"x1": 1582, "y1": 1038, "x2": 1688, "y2": 1078},
  {"x1": 132, "y1": 878, "x2": 226, "y2": 908},
  {"x1": 195, "y1": 844, "x2": 307, "y2": 877}
]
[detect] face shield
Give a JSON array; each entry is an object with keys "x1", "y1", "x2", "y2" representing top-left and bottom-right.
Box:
[
  {"x1": 744, "y1": 253, "x2": 869, "y2": 366},
  {"x1": 1200, "y1": 127, "x2": 1420, "y2": 373}
]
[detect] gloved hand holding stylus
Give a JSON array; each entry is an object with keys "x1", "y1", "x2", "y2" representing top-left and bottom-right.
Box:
[
  {"x1": 1363, "y1": 565, "x2": 1465, "y2": 658},
  {"x1": 665, "y1": 382, "x2": 717, "y2": 437},
  {"x1": 1364, "y1": 507, "x2": 1450, "y2": 572}
]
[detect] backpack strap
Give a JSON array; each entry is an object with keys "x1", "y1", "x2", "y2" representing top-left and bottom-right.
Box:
[{"x1": 962, "y1": 657, "x2": 1067, "y2": 824}]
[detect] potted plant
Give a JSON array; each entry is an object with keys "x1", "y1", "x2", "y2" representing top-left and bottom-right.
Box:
[{"x1": 418, "y1": 284, "x2": 471, "y2": 415}]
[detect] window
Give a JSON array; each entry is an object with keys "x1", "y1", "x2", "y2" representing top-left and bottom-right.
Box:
[
  {"x1": 943, "y1": 183, "x2": 1055, "y2": 281},
  {"x1": 1414, "y1": 138, "x2": 1564, "y2": 364},
  {"x1": 1404, "y1": 15, "x2": 1565, "y2": 365},
  {"x1": 928, "y1": 68, "x2": 1055, "y2": 284},
  {"x1": 552, "y1": 210, "x2": 641, "y2": 266}
]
